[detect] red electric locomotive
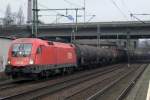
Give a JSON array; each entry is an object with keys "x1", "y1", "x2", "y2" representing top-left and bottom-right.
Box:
[
  {"x1": 5, "y1": 38, "x2": 126, "y2": 79},
  {"x1": 5, "y1": 38, "x2": 77, "y2": 78}
]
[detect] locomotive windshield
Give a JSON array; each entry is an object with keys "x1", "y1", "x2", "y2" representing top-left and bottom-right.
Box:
[{"x1": 12, "y1": 43, "x2": 32, "y2": 57}]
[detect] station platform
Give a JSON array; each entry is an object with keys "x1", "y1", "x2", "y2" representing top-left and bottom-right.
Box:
[{"x1": 126, "y1": 64, "x2": 150, "y2": 100}]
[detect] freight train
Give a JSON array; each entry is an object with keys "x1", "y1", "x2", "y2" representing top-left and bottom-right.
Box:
[{"x1": 5, "y1": 38, "x2": 127, "y2": 79}]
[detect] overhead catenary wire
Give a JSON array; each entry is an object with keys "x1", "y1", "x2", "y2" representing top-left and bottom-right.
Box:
[
  {"x1": 64, "y1": 0, "x2": 97, "y2": 23},
  {"x1": 87, "y1": 15, "x2": 96, "y2": 22},
  {"x1": 130, "y1": 13, "x2": 150, "y2": 24},
  {"x1": 109, "y1": 0, "x2": 129, "y2": 20},
  {"x1": 121, "y1": 0, "x2": 150, "y2": 22},
  {"x1": 38, "y1": 3, "x2": 66, "y2": 23},
  {"x1": 63, "y1": 0, "x2": 88, "y2": 22},
  {"x1": 38, "y1": 0, "x2": 95, "y2": 23},
  {"x1": 63, "y1": 0, "x2": 83, "y2": 8},
  {"x1": 121, "y1": 0, "x2": 132, "y2": 14},
  {"x1": 38, "y1": 3, "x2": 63, "y2": 15},
  {"x1": 38, "y1": 1, "x2": 86, "y2": 24},
  {"x1": 131, "y1": 13, "x2": 150, "y2": 16}
]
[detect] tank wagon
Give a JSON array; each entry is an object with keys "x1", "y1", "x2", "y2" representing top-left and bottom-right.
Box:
[{"x1": 5, "y1": 38, "x2": 126, "y2": 79}]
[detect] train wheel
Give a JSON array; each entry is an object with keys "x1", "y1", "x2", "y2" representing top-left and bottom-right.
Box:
[
  {"x1": 66, "y1": 67, "x2": 74, "y2": 74},
  {"x1": 102, "y1": 58, "x2": 106, "y2": 65},
  {"x1": 32, "y1": 74, "x2": 40, "y2": 80},
  {"x1": 40, "y1": 71, "x2": 50, "y2": 79},
  {"x1": 62, "y1": 68, "x2": 66, "y2": 75},
  {"x1": 62, "y1": 67, "x2": 74, "y2": 75}
]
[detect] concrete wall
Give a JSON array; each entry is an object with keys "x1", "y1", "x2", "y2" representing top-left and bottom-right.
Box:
[{"x1": 0, "y1": 38, "x2": 12, "y2": 72}]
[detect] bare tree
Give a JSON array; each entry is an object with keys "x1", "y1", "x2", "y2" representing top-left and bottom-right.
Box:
[
  {"x1": 16, "y1": 7, "x2": 24, "y2": 25},
  {"x1": 3, "y1": 4, "x2": 14, "y2": 25}
]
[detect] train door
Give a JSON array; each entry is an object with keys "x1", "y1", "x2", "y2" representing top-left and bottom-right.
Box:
[
  {"x1": 35, "y1": 45, "x2": 42, "y2": 64},
  {"x1": 56, "y1": 47, "x2": 59, "y2": 65}
]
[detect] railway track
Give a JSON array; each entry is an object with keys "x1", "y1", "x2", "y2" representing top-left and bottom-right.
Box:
[
  {"x1": 87, "y1": 64, "x2": 147, "y2": 100},
  {"x1": 32, "y1": 64, "x2": 126, "y2": 100},
  {"x1": 0, "y1": 79, "x2": 22, "y2": 90},
  {"x1": 0, "y1": 64, "x2": 124, "y2": 100},
  {"x1": 116, "y1": 64, "x2": 147, "y2": 100},
  {"x1": 0, "y1": 79, "x2": 39, "y2": 91},
  {"x1": 40, "y1": 64, "x2": 140, "y2": 100},
  {"x1": 0, "y1": 63, "x2": 144, "y2": 100}
]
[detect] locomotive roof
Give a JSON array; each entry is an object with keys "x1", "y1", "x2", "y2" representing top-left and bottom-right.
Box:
[
  {"x1": 12, "y1": 38, "x2": 46, "y2": 44},
  {"x1": 11, "y1": 38, "x2": 74, "y2": 48}
]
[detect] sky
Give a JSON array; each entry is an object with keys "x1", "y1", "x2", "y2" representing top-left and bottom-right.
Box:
[{"x1": 0, "y1": 0, "x2": 150, "y2": 24}]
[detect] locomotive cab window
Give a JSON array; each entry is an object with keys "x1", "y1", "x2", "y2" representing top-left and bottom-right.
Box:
[{"x1": 12, "y1": 43, "x2": 32, "y2": 57}]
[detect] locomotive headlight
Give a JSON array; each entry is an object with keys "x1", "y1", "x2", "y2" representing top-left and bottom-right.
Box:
[
  {"x1": 7, "y1": 60, "x2": 11, "y2": 64},
  {"x1": 29, "y1": 59, "x2": 34, "y2": 65}
]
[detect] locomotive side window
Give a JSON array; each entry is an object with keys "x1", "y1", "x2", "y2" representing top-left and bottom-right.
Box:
[{"x1": 12, "y1": 43, "x2": 32, "y2": 57}]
